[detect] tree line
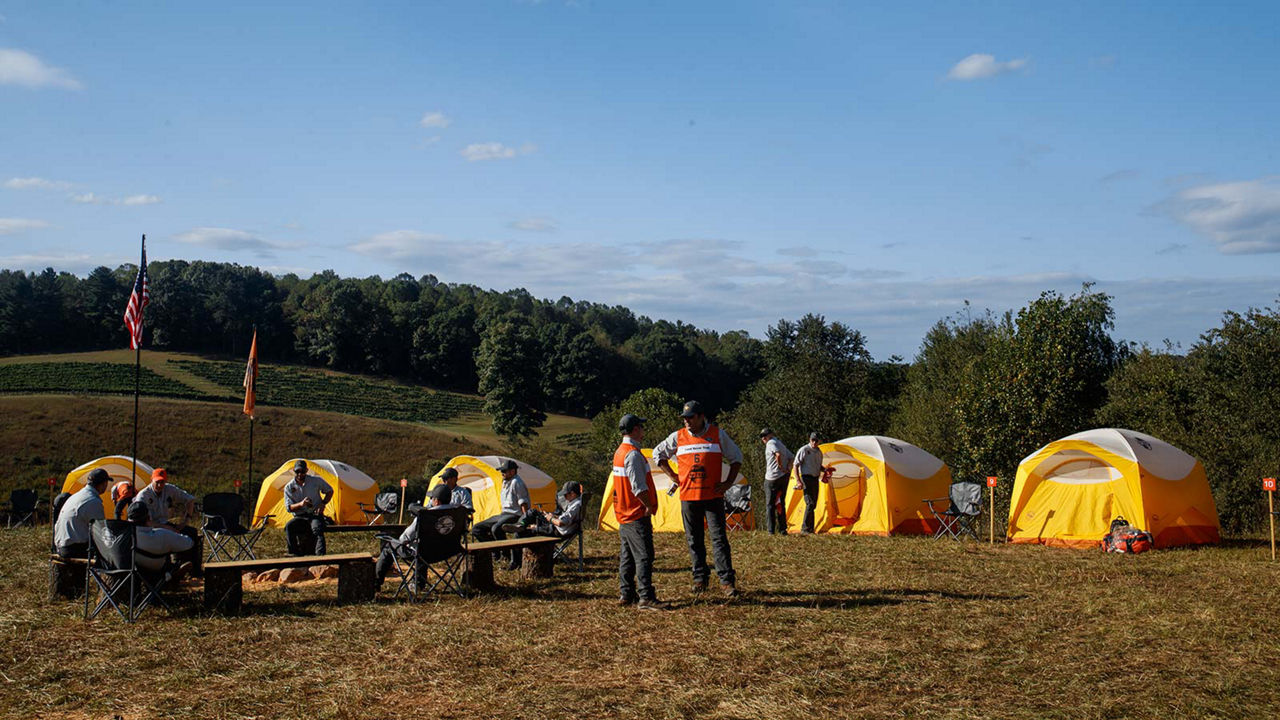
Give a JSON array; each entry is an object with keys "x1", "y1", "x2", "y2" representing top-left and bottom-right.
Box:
[{"x1": 2, "y1": 262, "x2": 1276, "y2": 532}]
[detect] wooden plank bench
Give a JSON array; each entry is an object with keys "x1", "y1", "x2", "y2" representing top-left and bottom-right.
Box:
[
  {"x1": 465, "y1": 536, "x2": 561, "y2": 592},
  {"x1": 48, "y1": 554, "x2": 88, "y2": 601},
  {"x1": 204, "y1": 552, "x2": 376, "y2": 614}
]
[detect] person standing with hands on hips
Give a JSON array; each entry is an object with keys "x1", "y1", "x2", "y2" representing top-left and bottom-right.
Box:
[{"x1": 653, "y1": 400, "x2": 743, "y2": 598}]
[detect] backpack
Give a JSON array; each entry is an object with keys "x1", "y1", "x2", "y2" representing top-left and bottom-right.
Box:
[{"x1": 1102, "y1": 516, "x2": 1153, "y2": 554}]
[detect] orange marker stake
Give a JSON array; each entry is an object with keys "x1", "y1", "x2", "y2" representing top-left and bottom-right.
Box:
[
  {"x1": 1265, "y1": 478, "x2": 1276, "y2": 561},
  {"x1": 399, "y1": 477, "x2": 408, "y2": 524},
  {"x1": 987, "y1": 476, "x2": 998, "y2": 544}
]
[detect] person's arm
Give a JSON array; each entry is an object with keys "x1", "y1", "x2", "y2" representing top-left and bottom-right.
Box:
[
  {"x1": 625, "y1": 450, "x2": 659, "y2": 515},
  {"x1": 516, "y1": 479, "x2": 530, "y2": 514},
  {"x1": 715, "y1": 430, "x2": 743, "y2": 494},
  {"x1": 652, "y1": 432, "x2": 680, "y2": 485},
  {"x1": 319, "y1": 481, "x2": 334, "y2": 509}
]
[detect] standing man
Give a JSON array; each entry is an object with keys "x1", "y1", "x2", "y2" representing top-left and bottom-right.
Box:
[
  {"x1": 134, "y1": 467, "x2": 202, "y2": 575},
  {"x1": 53, "y1": 468, "x2": 110, "y2": 559},
  {"x1": 759, "y1": 428, "x2": 793, "y2": 535},
  {"x1": 613, "y1": 414, "x2": 668, "y2": 609},
  {"x1": 653, "y1": 400, "x2": 743, "y2": 598},
  {"x1": 283, "y1": 459, "x2": 334, "y2": 556},
  {"x1": 471, "y1": 459, "x2": 529, "y2": 570},
  {"x1": 792, "y1": 432, "x2": 828, "y2": 534}
]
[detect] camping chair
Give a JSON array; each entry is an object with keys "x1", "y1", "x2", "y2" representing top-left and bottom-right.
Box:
[
  {"x1": 377, "y1": 505, "x2": 470, "y2": 602},
  {"x1": 201, "y1": 492, "x2": 270, "y2": 561},
  {"x1": 551, "y1": 491, "x2": 588, "y2": 572},
  {"x1": 5, "y1": 489, "x2": 41, "y2": 528},
  {"x1": 84, "y1": 519, "x2": 171, "y2": 623},
  {"x1": 358, "y1": 492, "x2": 400, "y2": 525},
  {"x1": 723, "y1": 484, "x2": 752, "y2": 532},
  {"x1": 925, "y1": 481, "x2": 984, "y2": 541}
]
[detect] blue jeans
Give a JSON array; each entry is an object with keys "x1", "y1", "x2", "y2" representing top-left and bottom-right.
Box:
[{"x1": 680, "y1": 498, "x2": 735, "y2": 585}]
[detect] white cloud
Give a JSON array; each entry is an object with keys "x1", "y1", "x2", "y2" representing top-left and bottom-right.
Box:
[
  {"x1": 509, "y1": 217, "x2": 558, "y2": 233},
  {"x1": 173, "y1": 227, "x2": 295, "y2": 257},
  {"x1": 70, "y1": 192, "x2": 104, "y2": 204},
  {"x1": 947, "y1": 53, "x2": 1028, "y2": 81},
  {"x1": 461, "y1": 142, "x2": 518, "y2": 161},
  {"x1": 348, "y1": 230, "x2": 450, "y2": 260},
  {"x1": 121, "y1": 194, "x2": 161, "y2": 206},
  {"x1": 0, "y1": 48, "x2": 82, "y2": 89},
  {"x1": 70, "y1": 191, "x2": 161, "y2": 206},
  {"x1": 1159, "y1": 177, "x2": 1280, "y2": 254},
  {"x1": 420, "y1": 111, "x2": 451, "y2": 129},
  {"x1": 0, "y1": 218, "x2": 48, "y2": 235},
  {"x1": 5, "y1": 177, "x2": 73, "y2": 191}
]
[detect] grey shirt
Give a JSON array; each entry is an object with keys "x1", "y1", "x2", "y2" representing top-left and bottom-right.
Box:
[
  {"x1": 500, "y1": 475, "x2": 531, "y2": 514},
  {"x1": 53, "y1": 485, "x2": 105, "y2": 549},
  {"x1": 652, "y1": 425, "x2": 744, "y2": 466},
  {"x1": 765, "y1": 437, "x2": 793, "y2": 480},
  {"x1": 553, "y1": 496, "x2": 583, "y2": 536},
  {"x1": 283, "y1": 475, "x2": 333, "y2": 517},
  {"x1": 134, "y1": 482, "x2": 195, "y2": 527},
  {"x1": 794, "y1": 444, "x2": 825, "y2": 477},
  {"x1": 620, "y1": 437, "x2": 652, "y2": 497}
]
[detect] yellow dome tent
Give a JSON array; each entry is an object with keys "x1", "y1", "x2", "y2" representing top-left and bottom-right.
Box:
[
  {"x1": 253, "y1": 459, "x2": 379, "y2": 527},
  {"x1": 1008, "y1": 428, "x2": 1220, "y2": 549},
  {"x1": 598, "y1": 448, "x2": 754, "y2": 532},
  {"x1": 782, "y1": 436, "x2": 952, "y2": 535},
  {"x1": 426, "y1": 456, "x2": 558, "y2": 522},
  {"x1": 62, "y1": 455, "x2": 155, "y2": 508}
]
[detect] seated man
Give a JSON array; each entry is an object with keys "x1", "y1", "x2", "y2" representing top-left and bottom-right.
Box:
[
  {"x1": 471, "y1": 459, "x2": 529, "y2": 570},
  {"x1": 375, "y1": 484, "x2": 456, "y2": 590},
  {"x1": 282, "y1": 460, "x2": 334, "y2": 556},
  {"x1": 133, "y1": 467, "x2": 203, "y2": 576},
  {"x1": 126, "y1": 502, "x2": 194, "y2": 583},
  {"x1": 506, "y1": 482, "x2": 584, "y2": 569},
  {"x1": 53, "y1": 468, "x2": 110, "y2": 559},
  {"x1": 439, "y1": 467, "x2": 473, "y2": 511},
  {"x1": 111, "y1": 478, "x2": 137, "y2": 520}
]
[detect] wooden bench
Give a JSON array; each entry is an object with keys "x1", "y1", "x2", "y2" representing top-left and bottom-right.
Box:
[
  {"x1": 48, "y1": 554, "x2": 88, "y2": 601},
  {"x1": 465, "y1": 536, "x2": 561, "y2": 592},
  {"x1": 204, "y1": 552, "x2": 376, "y2": 614}
]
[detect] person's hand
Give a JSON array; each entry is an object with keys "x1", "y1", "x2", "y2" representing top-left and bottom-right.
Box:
[{"x1": 303, "y1": 497, "x2": 314, "y2": 507}]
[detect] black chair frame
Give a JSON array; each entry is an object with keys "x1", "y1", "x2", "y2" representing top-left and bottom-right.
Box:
[
  {"x1": 377, "y1": 506, "x2": 471, "y2": 602},
  {"x1": 202, "y1": 492, "x2": 270, "y2": 562},
  {"x1": 724, "y1": 484, "x2": 752, "y2": 532},
  {"x1": 84, "y1": 519, "x2": 171, "y2": 623},
  {"x1": 926, "y1": 482, "x2": 984, "y2": 542},
  {"x1": 358, "y1": 492, "x2": 401, "y2": 525},
  {"x1": 6, "y1": 489, "x2": 41, "y2": 529}
]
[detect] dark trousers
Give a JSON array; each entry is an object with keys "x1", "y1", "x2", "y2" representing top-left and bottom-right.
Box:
[
  {"x1": 375, "y1": 543, "x2": 412, "y2": 584},
  {"x1": 285, "y1": 516, "x2": 327, "y2": 556},
  {"x1": 680, "y1": 498, "x2": 735, "y2": 585},
  {"x1": 618, "y1": 516, "x2": 656, "y2": 602},
  {"x1": 763, "y1": 477, "x2": 788, "y2": 534},
  {"x1": 56, "y1": 542, "x2": 89, "y2": 560},
  {"x1": 472, "y1": 511, "x2": 521, "y2": 562},
  {"x1": 800, "y1": 475, "x2": 819, "y2": 533},
  {"x1": 168, "y1": 525, "x2": 203, "y2": 576}
]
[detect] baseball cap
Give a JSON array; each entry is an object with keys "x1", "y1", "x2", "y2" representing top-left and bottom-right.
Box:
[
  {"x1": 809, "y1": 431, "x2": 820, "y2": 441},
  {"x1": 561, "y1": 481, "x2": 582, "y2": 496},
  {"x1": 293, "y1": 460, "x2": 308, "y2": 472},
  {"x1": 618, "y1": 413, "x2": 647, "y2": 433},
  {"x1": 126, "y1": 501, "x2": 149, "y2": 523},
  {"x1": 151, "y1": 468, "x2": 168, "y2": 482},
  {"x1": 86, "y1": 468, "x2": 111, "y2": 486},
  {"x1": 440, "y1": 467, "x2": 459, "y2": 480},
  {"x1": 759, "y1": 427, "x2": 774, "y2": 438},
  {"x1": 496, "y1": 459, "x2": 519, "y2": 472},
  {"x1": 428, "y1": 485, "x2": 451, "y2": 503},
  {"x1": 679, "y1": 400, "x2": 705, "y2": 418}
]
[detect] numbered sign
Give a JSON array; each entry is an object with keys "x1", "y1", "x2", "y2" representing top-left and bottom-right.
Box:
[
  {"x1": 986, "y1": 476, "x2": 998, "y2": 488},
  {"x1": 234, "y1": 479, "x2": 242, "y2": 489},
  {"x1": 400, "y1": 478, "x2": 408, "y2": 488},
  {"x1": 1265, "y1": 477, "x2": 1277, "y2": 492}
]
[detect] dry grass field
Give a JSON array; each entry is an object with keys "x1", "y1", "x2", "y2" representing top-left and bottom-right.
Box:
[{"x1": 2, "y1": 525, "x2": 1277, "y2": 719}]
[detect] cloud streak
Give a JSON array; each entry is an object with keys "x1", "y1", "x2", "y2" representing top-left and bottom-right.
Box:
[
  {"x1": 1159, "y1": 177, "x2": 1280, "y2": 254},
  {"x1": 947, "y1": 53, "x2": 1028, "y2": 81},
  {"x1": 5, "y1": 177, "x2": 73, "y2": 190},
  {"x1": 0, "y1": 218, "x2": 48, "y2": 235},
  {"x1": 460, "y1": 142, "x2": 536, "y2": 161},
  {"x1": 173, "y1": 227, "x2": 296, "y2": 257},
  {"x1": 0, "y1": 48, "x2": 82, "y2": 89}
]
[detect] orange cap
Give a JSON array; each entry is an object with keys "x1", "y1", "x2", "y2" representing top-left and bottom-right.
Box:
[{"x1": 151, "y1": 467, "x2": 168, "y2": 481}]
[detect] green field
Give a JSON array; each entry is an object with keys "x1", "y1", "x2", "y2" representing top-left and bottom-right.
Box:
[{"x1": 2, "y1": 527, "x2": 1277, "y2": 719}]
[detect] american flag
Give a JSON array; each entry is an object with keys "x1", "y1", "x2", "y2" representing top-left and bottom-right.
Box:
[{"x1": 122, "y1": 236, "x2": 149, "y2": 349}]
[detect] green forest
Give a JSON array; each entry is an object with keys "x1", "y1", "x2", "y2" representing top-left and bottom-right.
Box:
[{"x1": 1, "y1": 261, "x2": 1277, "y2": 532}]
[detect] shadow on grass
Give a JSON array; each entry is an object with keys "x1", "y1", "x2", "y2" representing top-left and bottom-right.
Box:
[{"x1": 742, "y1": 587, "x2": 1027, "y2": 609}]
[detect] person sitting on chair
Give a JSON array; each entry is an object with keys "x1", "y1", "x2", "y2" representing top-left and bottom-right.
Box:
[
  {"x1": 53, "y1": 468, "x2": 109, "y2": 559},
  {"x1": 375, "y1": 484, "x2": 458, "y2": 589},
  {"x1": 283, "y1": 460, "x2": 334, "y2": 556},
  {"x1": 471, "y1": 459, "x2": 529, "y2": 571},
  {"x1": 505, "y1": 482, "x2": 584, "y2": 569},
  {"x1": 125, "y1": 502, "x2": 194, "y2": 583},
  {"x1": 439, "y1": 467, "x2": 473, "y2": 511},
  {"x1": 133, "y1": 467, "x2": 203, "y2": 576},
  {"x1": 111, "y1": 478, "x2": 137, "y2": 520}
]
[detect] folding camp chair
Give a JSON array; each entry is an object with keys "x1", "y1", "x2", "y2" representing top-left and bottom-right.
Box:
[
  {"x1": 925, "y1": 481, "x2": 983, "y2": 541},
  {"x1": 84, "y1": 519, "x2": 171, "y2": 623},
  {"x1": 723, "y1": 484, "x2": 752, "y2": 532},
  {"x1": 377, "y1": 505, "x2": 470, "y2": 602},
  {"x1": 201, "y1": 492, "x2": 270, "y2": 561},
  {"x1": 358, "y1": 492, "x2": 400, "y2": 525},
  {"x1": 551, "y1": 491, "x2": 588, "y2": 572},
  {"x1": 5, "y1": 489, "x2": 40, "y2": 528}
]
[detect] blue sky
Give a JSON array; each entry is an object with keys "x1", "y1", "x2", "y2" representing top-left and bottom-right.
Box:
[{"x1": 2, "y1": 1, "x2": 1277, "y2": 359}]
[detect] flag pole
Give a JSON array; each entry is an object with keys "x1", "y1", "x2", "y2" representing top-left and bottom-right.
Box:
[
  {"x1": 130, "y1": 234, "x2": 144, "y2": 486},
  {"x1": 243, "y1": 326, "x2": 259, "y2": 514}
]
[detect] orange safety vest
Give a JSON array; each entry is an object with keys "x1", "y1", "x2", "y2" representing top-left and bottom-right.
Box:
[
  {"x1": 613, "y1": 438, "x2": 656, "y2": 524},
  {"x1": 111, "y1": 480, "x2": 136, "y2": 519},
  {"x1": 675, "y1": 424, "x2": 725, "y2": 501}
]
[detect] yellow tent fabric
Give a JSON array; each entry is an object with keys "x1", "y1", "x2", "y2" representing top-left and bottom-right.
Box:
[
  {"x1": 1008, "y1": 428, "x2": 1220, "y2": 549},
  {"x1": 62, "y1": 455, "x2": 155, "y2": 508},
  {"x1": 782, "y1": 436, "x2": 952, "y2": 535},
  {"x1": 426, "y1": 456, "x2": 558, "y2": 523},
  {"x1": 253, "y1": 458, "x2": 379, "y2": 527},
  {"x1": 598, "y1": 449, "x2": 754, "y2": 532}
]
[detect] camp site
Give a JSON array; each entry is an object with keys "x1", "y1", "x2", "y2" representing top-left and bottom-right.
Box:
[{"x1": 4, "y1": 4, "x2": 1280, "y2": 719}]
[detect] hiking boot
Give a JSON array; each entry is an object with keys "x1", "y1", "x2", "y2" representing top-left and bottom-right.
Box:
[
  {"x1": 617, "y1": 596, "x2": 638, "y2": 607},
  {"x1": 720, "y1": 582, "x2": 739, "y2": 598},
  {"x1": 637, "y1": 598, "x2": 672, "y2": 611},
  {"x1": 692, "y1": 579, "x2": 708, "y2": 593}
]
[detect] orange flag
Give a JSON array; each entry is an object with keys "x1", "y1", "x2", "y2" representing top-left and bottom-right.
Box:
[{"x1": 243, "y1": 329, "x2": 258, "y2": 418}]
